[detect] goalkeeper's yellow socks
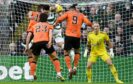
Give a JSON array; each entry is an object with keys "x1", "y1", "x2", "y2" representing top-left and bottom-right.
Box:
[
  {"x1": 64, "y1": 56, "x2": 72, "y2": 71},
  {"x1": 30, "y1": 62, "x2": 37, "y2": 76},
  {"x1": 86, "y1": 69, "x2": 92, "y2": 83},
  {"x1": 109, "y1": 64, "x2": 124, "y2": 83},
  {"x1": 74, "y1": 54, "x2": 80, "y2": 67}
]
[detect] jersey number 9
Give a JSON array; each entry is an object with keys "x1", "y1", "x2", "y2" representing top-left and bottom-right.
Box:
[{"x1": 72, "y1": 16, "x2": 78, "y2": 24}]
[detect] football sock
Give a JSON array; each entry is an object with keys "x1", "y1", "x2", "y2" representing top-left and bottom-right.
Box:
[
  {"x1": 64, "y1": 56, "x2": 72, "y2": 71},
  {"x1": 29, "y1": 62, "x2": 37, "y2": 76},
  {"x1": 86, "y1": 69, "x2": 92, "y2": 81},
  {"x1": 74, "y1": 54, "x2": 80, "y2": 67},
  {"x1": 109, "y1": 64, "x2": 119, "y2": 80},
  {"x1": 61, "y1": 44, "x2": 64, "y2": 49},
  {"x1": 53, "y1": 59, "x2": 61, "y2": 72}
]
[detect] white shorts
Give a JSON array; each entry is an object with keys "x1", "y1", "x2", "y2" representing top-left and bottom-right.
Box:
[
  {"x1": 55, "y1": 36, "x2": 64, "y2": 43},
  {"x1": 53, "y1": 29, "x2": 64, "y2": 43}
]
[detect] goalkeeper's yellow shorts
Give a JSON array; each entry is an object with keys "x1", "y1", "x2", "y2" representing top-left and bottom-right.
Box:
[{"x1": 88, "y1": 53, "x2": 110, "y2": 63}]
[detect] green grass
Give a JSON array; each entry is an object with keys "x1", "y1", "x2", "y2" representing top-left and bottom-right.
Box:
[
  {"x1": 0, "y1": 55, "x2": 133, "y2": 83},
  {"x1": 0, "y1": 82, "x2": 132, "y2": 84}
]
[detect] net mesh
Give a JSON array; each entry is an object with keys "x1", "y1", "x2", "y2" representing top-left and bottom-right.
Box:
[{"x1": 0, "y1": 0, "x2": 133, "y2": 83}]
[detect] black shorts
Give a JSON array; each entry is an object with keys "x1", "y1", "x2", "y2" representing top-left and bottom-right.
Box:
[
  {"x1": 30, "y1": 41, "x2": 55, "y2": 56},
  {"x1": 64, "y1": 36, "x2": 80, "y2": 51}
]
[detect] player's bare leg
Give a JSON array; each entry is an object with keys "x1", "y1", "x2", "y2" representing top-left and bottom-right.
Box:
[
  {"x1": 64, "y1": 50, "x2": 73, "y2": 79},
  {"x1": 73, "y1": 48, "x2": 80, "y2": 75},
  {"x1": 56, "y1": 42, "x2": 64, "y2": 50},
  {"x1": 49, "y1": 51, "x2": 65, "y2": 81},
  {"x1": 106, "y1": 58, "x2": 123, "y2": 84},
  {"x1": 86, "y1": 62, "x2": 94, "y2": 83}
]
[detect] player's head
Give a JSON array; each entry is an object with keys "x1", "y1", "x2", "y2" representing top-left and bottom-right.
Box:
[
  {"x1": 39, "y1": 13, "x2": 48, "y2": 22},
  {"x1": 38, "y1": 5, "x2": 44, "y2": 12},
  {"x1": 55, "y1": 4, "x2": 63, "y2": 13},
  {"x1": 69, "y1": 4, "x2": 77, "y2": 10},
  {"x1": 92, "y1": 22, "x2": 100, "y2": 32},
  {"x1": 38, "y1": 4, "x2": 50, "y2": 13}
]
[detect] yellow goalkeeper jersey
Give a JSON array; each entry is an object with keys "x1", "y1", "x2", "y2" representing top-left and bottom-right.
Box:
[{"x1": 87, "y1": 31, "x2": 109, "y2": 55}]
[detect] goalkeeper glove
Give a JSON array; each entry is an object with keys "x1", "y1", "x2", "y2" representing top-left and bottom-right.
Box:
[
  {"x1": 83, "y1": 48, "x2": 88, "y2": 57},
  {"x1": 109, "y1": 48, "x2": 114, "y2": 58}
]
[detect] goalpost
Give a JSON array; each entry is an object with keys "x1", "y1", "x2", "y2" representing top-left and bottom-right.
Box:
[{"x1": 0, "y1": 0, "x2": 133, "y2": 83}]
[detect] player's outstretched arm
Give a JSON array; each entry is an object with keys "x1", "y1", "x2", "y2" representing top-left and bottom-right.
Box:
[
  {"x1": 84, "y1": 33, "x2": 91, "y2": 57},
  {"x1": 106, "y1": 40, "x2": 114, "y2": 58},
  {"x1": 83, "y1": 45, "x2": 88, "y2": 58},
  {"x1": 54, "y1": 12, "x2": 68, "y2": 27},
  {"x1": 47, "y1": 29, "x2": 53, "y2": 48},
  {"x1": 25, "y1": 32, "x2": 32, "y2": 51},
  {"x1": 83, "y1": 16, "x2": 92, "y2": 27}
]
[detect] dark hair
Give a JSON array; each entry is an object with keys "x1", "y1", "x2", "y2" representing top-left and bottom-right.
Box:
[
  {"x1": 38, "y1": 5, "x2": 44, "y2": 11},
  {"x1": 39, "y1": 13, "x2": 48, "y2": 22},
  {"x1": 43, "y1": 5, "x2": 50, "y2": 11},
  {"x1": 69, "y1": 4, "x2": 77, "y2": 9}
]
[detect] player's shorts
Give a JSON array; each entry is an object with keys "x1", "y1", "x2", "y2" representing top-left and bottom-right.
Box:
[
  {"x1": 64, "y1": 36, "x2": 80, "y2": 51},
  {"x1": 88, "y1": 52, "x2": 110, "y2": 63},
  {"x1": 55, "y1": 36, "x2": 64, "y2": 43},
  {"x1": 53, "y1": 29, "x2": 64, "y2": 43},
  {"x1": 30, "y1": 41, "x2": 55, "y2": 56}
]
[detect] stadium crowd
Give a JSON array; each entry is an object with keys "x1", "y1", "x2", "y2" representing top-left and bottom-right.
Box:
[{"x1": 0, "y1": 0, "x2": 133, "y2": 56}]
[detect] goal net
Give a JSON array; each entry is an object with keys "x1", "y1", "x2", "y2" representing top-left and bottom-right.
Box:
[{"x1": 0, "y1": 0, "x2": 133, "y2": 83}]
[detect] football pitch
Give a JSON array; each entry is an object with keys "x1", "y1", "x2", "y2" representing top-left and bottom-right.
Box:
[
  {"x1": 0, "y1": 82, "x2": 132, "y2": 84},
  {"x1": 0, "y1": 55, "x2": 133, "y2": 83},
  {"x1": 0, "y1": 82, "x2": 129, "y2": 84}
]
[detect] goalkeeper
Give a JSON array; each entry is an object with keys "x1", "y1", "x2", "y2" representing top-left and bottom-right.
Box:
[{"x1": 86, "y1": 22, "x2": 123, "y2": 83}]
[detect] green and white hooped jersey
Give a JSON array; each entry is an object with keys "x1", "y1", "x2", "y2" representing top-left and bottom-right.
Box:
[
  {"x1": 48, "y1": 12, "x2": 64, "y2": 43},
  {"x1": 48, "y1": 12, "x2": 61, "y2": 30}
]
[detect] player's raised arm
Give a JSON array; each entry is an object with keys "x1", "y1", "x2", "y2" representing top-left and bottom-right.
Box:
[
  {"x1": 54, "y1": 12, "x2": 68, "y2": 26},
  {"x1": 84, "y1": 33, "x2": 91, "y2": 57},
  {"x1": 83, "y1": 16, "x2": 92, "y2": 27},
  {"x1": 26, "y1": 32, "x2": 32, "y2": 51},
  {"x1": 26, "y1": 22, "x2": 34, "y2": 51},
  {"x1": 47, "y1": 26, "x2": 53, "y2": 48}
]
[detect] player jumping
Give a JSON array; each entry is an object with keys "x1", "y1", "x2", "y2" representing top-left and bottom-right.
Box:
[
  {"x1": 25, "y1": 13, "x2": 65, "y2": 81},
  {"x1": 54, "y1": 4, "x2": 92, "y2": 79}
]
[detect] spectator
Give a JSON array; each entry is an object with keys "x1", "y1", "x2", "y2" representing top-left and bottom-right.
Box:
[
  {"x1": 116, "y1": 26, "x2": 123, "y2": 35},
  {"x1": 114, "y1": 26, "x2": 124, "y2": 55},
  {"x1": 103, "y1": 27, "x2": 109, "y2": 33},
  {"x1": 123, "y1": 18, "x2": 133, "y2": 55},
  {"x1": 16, "y1": 32, "x2": 27, "y2": 55},
  {"x1": 114, "y1": 13, "x2": 124, "y2": 28},
  {"x1": 0, "y1": 0, "x2": 4, "y2": 5},
  {"x1": 122, "y1": 2, "x2": 133, "y2": 22},
  {"x1": 107, "y1": 20, "x2": 116, "y2": 39},
  {"x1": 9, "y1": 42, "x2": 17, "y2": 56},
  {"x1": 114, "y1": 35, "x2": 124, "y2": 56},
  {"x1": 105, "y1": 6, "x2": 115, "y2": 20},
  {"x1": 88, "y1": 7, "x2": 100, "y2": 23},
  {"x1": 129, "y1": 35, "x2": 133, "y2": 55},
  {"x1": 103, "y1": 26, "x2": 113, "y2": 39}
]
